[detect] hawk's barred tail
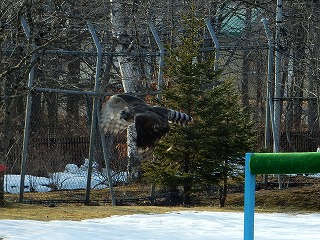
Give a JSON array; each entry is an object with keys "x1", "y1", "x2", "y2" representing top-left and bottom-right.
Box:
[{"x1": 168, "y1": 109, "x2": 192, "y2": 126}]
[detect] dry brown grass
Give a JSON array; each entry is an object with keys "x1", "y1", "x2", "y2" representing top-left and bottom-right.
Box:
[
  {"x1": 226, "y1": 183, "x2": 320, "y2": 213},
  {"x1": 1, "y1": 204, "x2": 231, "y2": 221},
  {"x1": 3, "y1": 180, "x2": 320, "y2": 221}
]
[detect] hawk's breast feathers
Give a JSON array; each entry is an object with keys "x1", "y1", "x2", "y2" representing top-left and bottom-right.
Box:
[{"x1": 100, "y1": 94, "x2": 192, "y2": 158}]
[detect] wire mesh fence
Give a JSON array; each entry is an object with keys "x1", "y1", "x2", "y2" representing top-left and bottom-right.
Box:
[
  {"x1": 2, "y1": 15, "x2": 166, "y2": 204},
  {"x1": 4, "y1": 90, "x2": 152, "y2": 204},
  {"x1": 2, "y1": 1, "x2": 320, "y2": 205}
]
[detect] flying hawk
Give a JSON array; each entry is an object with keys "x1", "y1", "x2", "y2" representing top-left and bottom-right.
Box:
[{"x1": 100, "y1": 94, "x2": 192, "y2": 158}]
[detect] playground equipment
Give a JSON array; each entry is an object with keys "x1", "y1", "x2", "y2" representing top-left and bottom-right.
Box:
[{"x1": 244, "y1": 152, "x2": 320, "y2": 240}]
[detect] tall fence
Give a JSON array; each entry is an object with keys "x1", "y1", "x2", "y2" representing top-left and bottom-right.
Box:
[
  {"x1": 5, "y1": 126, "x2": 320, "y2": 204},
  {"x1": 9, "y1": 130, "x2": 320, "y2": 176},
  {"x1": 2, "y1": 17, "x2": 172, "y2": 205},
  {"x1": 2, "y1": 12, "x2": 320, "y2": 205}
]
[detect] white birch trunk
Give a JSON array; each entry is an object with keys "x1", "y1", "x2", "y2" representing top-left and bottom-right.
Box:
[
  {"x1": 110, "y1": 0, "x2": 143, "y2": 93},
  {"x1": 110, "y1": 0, "x2": 143, "y2": 180}
]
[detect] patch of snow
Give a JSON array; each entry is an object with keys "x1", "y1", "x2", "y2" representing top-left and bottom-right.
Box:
[
  {"x1": 4, "y1": 159, "x2": 114, "y2": 193},
  {"x1": 1, "y1": 211, "x2": 320, "y2": 239}
]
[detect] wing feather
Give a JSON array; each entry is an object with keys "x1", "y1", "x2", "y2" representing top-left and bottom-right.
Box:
[
  {"x1": 100, "y1": 94, "x2": 192, "y2": 159},
  {"x1": 135, "y1": 110, "x2": 170, "y2": 149},
  {"x1": 100, "y1": 95, "x2": 132, "y2": 134}
]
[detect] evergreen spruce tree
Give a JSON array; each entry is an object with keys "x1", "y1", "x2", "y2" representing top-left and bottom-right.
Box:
[{"x1": 143, "y1": 13, "x2": 255, "y2": 206}]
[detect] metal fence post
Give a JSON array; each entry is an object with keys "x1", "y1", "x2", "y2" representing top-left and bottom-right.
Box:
[
  {"x1": 149, "y1": 21, "x2": 164, "y2": 95},
  {"x1": 274, "y1": 0, "x2": 283, "y2": 189},
  {"x1": 261, "y1": 17, "x2": 273, "y2": 151},
  {"x1": 97, "y1": 109, "x2": 116, "y2": 206},
  {"x1": 261, "y1": 17, "x2": 274, "y2": 189},
  {"x1": 205, "y1": 18, "x2": 220, "y2": 71},
  {"x1": 85, "y1": 23, "x2": 103, "y2": 205},
  {"x1": 19, "y1": 16, "x2": 36, "y2": 203}
]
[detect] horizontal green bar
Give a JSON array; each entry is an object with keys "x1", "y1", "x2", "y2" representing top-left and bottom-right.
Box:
[{"x1": 250, "y1": 152, "x2": 320, "y2": 175}]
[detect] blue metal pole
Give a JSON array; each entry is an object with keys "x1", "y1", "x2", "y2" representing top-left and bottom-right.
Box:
[{"x1": 244, "y1": 153, "x2": 255, "y2": 240}]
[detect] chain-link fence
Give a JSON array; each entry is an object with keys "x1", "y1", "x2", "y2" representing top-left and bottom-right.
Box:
[
  {"x1": 3, "y1": 17, "x2": 169, "y2": 205},
  {"x1": 3, "y1": 2, "x2": 320, "y2": 205}
]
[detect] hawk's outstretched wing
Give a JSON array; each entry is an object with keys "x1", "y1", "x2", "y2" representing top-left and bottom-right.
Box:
[
  {"x1": 100, "y1": 94, "x2": 192, "y2": 158},
  {"x1": 100, "y1": 94, "x2": 147, "y2": 134}
]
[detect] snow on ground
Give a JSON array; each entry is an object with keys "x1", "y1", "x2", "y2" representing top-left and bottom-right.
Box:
[
  {"x1": 3, "y1": 159, "x2": 320, "y2": 239},
  {"x1": 1, "y1": 211, "x2": 320, "y2": 240},
  {"x1": 3, "y1": 159, "x2": 125, "y2": 194}
]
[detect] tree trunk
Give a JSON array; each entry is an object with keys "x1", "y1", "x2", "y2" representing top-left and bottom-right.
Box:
[
  {"x1": 183, "y1": 153, "x2": 192, "y2": 205},
  {"x1": 66, "y1": 58, "x2": 80, "y2": 128},
  {"x1": 306, "y1": 1, "x2": 319, "y2": 132},
  {"x1": 241, "y1": 6, "x2": 252, "y2": 107},
  {"x1": 291, "y1": 4, "x2": 305, "y2": 130},
  {"x1": 255, "y1": 51, "x2": 264, "y2": 123},
  {"x1": 0, "y1": 77, "x2": 12, "y2": 205},
  {"x1": 46, "y1": 92, "x2": 58, "y2": 137},
  {"x1": 66, "y1": 2, "x2": 82, "y2": 134},
  {"x1": 110, "y1": 0, "x2": 144, "y2": 179},
  {"x1": 110, "y1": 1, "x2": 143, "y2": 93},
  {"x1": 219, "y1": 159, "x2": 228, "y2": 207}
]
